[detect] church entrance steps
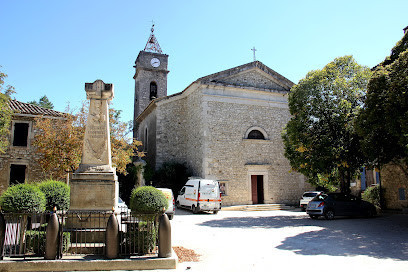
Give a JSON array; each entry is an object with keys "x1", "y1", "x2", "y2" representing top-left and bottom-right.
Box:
[{"x1": 222, "y1": 204, "x2": 295, "y2": 211}]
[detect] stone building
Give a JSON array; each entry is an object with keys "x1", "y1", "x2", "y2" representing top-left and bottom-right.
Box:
[
  {"x1": 133, "y1": 27, "x2": 311, "y2": 206},
  {"x1": 0, "y1": 100, "x2": 65, "y2": 194}
]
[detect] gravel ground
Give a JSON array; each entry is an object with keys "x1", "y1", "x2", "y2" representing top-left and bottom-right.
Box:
[
  {"x1": 170, "y1": 208, "x2": 408, "y2": 272},
  {"x1": 87, "y1": 208, "x2": 408, "y2": 272}
]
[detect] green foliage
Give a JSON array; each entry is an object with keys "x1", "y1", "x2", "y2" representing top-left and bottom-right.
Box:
[
  {"x1": 28, "y1": 95, "x2": 54, "y2": 109},
  {"x1": 38, "y1": 179, "x2": 70, "y2": 211},
  {"x1": 357, "y1": 31, "x2": 408, "y2": 173},
  {"x1": 0, "y1": 184, "x2": 46, "y2": 213},
  {"x1": 0, "y1": 68, "x2": 15, "y2": 153},
  {"x1": 282, "y1": 56, "x2": 371, "y2": 192},
  {"x1": 26, "y1": 229, "x2": 71, "y2": 254},
  {"x1": 124, "y1": 222, "x2": 158, "y2": 254},
  {"x1": 130, "y1": 186, "x2": 168, "y2": 214},
  {"x1": 362, "y1": 185, "x2": 382, "y2": 208},
  {"x1": 118, "y1": 163, "x2": 140, "y2": 204},
  {"x1": 148, "y1": 162, "x2": 191, "y2": 196}
]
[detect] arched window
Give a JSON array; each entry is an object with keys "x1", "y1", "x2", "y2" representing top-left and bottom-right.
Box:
[
  {"x1": 150, "y1": 82, "x2": 157, "y2": 100},
  {"x1": 244, "y1": 126, "x2": 268, "y2": 140},
  {"x1": 247, "y1": 130, "x2": 265, "y2": 140},
  {"x1": 144, "y1": 127, "x2": 148, "y2": 152}
]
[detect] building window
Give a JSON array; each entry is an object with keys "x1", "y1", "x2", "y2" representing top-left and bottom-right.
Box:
[
  {"x1": 12, "y1": 122, "x2": 29, "y2": 147},
  {"x1": 247, "y1": 130, "x2": 265, "y2": 140},
  {"x1": 9, "y1": 164, "x2": 27, "y2": 185},
  {"x1": 150, "y1": 82, "x2": 157, "y2": 100},
  {"x1": 244, "y1": 126, "x2": 268, "y2": 140},
  {"x1": 398, "y1": 188, "x2": 406, "y2": 201},
  {"x1": 144, "y1": 127, "x2": 148, "y2": 152}
]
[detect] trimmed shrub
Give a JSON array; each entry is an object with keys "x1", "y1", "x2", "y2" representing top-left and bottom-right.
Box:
[
  {"x1": 0, "y1": 184, "x2": 46, "y2": 213},
  {"x1": 362, "y1": 185, "x2": 382, "y2": 208},
  {"x1": 130, "y1": 186, "x2": 168, "y2": 214},
  {"x1": 38, "y1": 180, "x2": 70, "y2": 211}
]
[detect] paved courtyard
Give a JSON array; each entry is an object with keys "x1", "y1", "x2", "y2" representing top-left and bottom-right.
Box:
[{"x1": 170, "y1": 208, "x2": 408, "y2": 272}]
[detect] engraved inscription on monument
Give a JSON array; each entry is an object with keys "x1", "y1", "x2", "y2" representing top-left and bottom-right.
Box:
[{"x1": 76, "y1": 80, "x2": 115, "y2": 173}]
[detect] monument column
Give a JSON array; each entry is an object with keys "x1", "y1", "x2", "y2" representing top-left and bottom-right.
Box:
[{"x1": 70, "y1": 80, "x2": 118, "y2": 211}]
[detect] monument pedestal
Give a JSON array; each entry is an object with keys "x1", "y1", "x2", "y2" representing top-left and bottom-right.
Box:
[{"x1": 70, "y1": 172, "x2": 118, "y2": 211}]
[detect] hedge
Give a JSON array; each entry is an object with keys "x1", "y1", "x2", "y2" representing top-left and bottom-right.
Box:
[
  {"x1": 38, "y1": 180, "x2": 70, "y2": 211},
  {"x1": 0, "y1": 184, "x2": 46, "y2": 213},
  {"x1": 130, "y1": 186, "x2": 168, "y2": 214}
]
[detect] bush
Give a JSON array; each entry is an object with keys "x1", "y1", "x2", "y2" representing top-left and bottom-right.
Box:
[
  {"x1": 130, "y1": 186, "x2": 168, "y2": 214},
  {"x1": 38, "y1": 180, "x2": 70, "y2": 211},
  {"x1": 0, "y1": 184, "x2": 46, "y2": 213},
  {"x1": 362, "y1": 185, "x2": 382, "y2": 208},
  {"x1": 26, "y1": 229, "x2": 71, "y2": 255}
]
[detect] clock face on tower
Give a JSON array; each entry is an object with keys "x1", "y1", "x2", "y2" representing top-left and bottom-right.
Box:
[{"x1": 150, "y1": 58, "x2": 160, "y2": 67}]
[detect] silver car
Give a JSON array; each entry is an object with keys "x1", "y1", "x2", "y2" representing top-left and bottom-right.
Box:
[{"x1": 299, "y1": 191, "x2": 323, "y2": 211}]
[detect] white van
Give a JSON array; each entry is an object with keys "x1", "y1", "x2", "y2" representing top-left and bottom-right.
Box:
[
  {"x1": 176, "y1": 179, "x2": 222, "y2": 214},
  {"x1": 157, "y1": 188, "x2": 175, "y2": 220}
]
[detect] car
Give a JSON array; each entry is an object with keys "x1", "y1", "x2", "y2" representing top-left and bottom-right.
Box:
[
  {"x1": 299, "y1": 191, "x2": 323, "y2": 211},
  {"x1": 306, "y1": 193, "x2": 377, "y2": 220},
  {"x1": 157, "y1": 188, "x2": 175, "y2": 220}
]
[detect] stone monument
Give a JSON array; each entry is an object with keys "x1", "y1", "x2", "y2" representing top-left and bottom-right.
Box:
[{"x1": 70, "y1": 80, "x2": 118, "y2": 211}]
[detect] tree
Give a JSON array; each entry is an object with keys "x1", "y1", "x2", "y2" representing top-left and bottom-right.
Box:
[
  {"x1": 28, "y1": 95, "x2": 54, "y2": 109},
  {"x1": 357, "y1": 30, "x2": 408, "y2": 176},
  {"x1": 33, "y1": 101, "x2": 143, "y2": 180},
  {"x1": 282, "y1": 56, "x2": 371, "y2": 192},
  {"x1": 0, "y1": 68, "x2": 15, "y2": 153}
]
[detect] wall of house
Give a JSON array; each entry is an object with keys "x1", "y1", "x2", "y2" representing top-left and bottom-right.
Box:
[
  {"x1": 0, "y1": 116, "x2": 45, "y2": 195},
  {"x1": 381, "y1": 164, "x2": 408, "y2": 210}
]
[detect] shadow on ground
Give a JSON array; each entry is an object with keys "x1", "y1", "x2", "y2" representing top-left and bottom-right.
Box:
[{"x1": 199, "y1": 213, "x2": 408, "y2": 260}]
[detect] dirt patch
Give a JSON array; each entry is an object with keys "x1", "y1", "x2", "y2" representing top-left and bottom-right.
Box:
[{"x1": 173, "y1": 246, "x2": 201, "y2": 262}]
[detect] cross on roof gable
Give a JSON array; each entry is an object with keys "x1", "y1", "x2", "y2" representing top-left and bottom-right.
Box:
[{"x1": 196, "y1": 61, "x2": 294, "y2": 92}]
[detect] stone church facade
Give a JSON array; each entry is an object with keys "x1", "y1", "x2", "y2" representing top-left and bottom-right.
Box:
[{"x1": 134, "y1": 28, "x2": 311, "y2": 206}]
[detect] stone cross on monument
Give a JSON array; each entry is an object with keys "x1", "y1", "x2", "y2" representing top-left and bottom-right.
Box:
[{"x1": 70, "y1": 80, "x2": 119, "y2": 211}]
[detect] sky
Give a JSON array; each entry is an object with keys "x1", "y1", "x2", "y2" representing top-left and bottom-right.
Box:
[{"x1": 1, "y1": 0, "x2": 407, "y2": 123}]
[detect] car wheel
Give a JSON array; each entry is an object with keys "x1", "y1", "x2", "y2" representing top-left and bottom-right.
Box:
[
  {"x1": 301, "y1": 206, "x2": 306, "y2": 212},
  {"x1": 168, "y1": 214, "x2": 174, "y2": 220},
  {"x1": 213, "y1": 210, "x2": 218, "y2": 214},
  {"x1": 309, "y1": 215, "x2": 318, "y2": 219},
  {"x1": 176, "y1": 201, "x2": 180, "y2": 208},
  {"x1": 324, "y1": 210, "x2": 335, "y2": 220}
]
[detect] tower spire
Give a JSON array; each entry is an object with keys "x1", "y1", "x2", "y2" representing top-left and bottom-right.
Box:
[{"x1": 144, "y1": 23, "x2": 163, "y2": 53}]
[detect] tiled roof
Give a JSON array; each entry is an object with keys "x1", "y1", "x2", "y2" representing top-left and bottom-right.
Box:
[{"x1": 9, "y1": 99, "x2": 66, "y2": 118}]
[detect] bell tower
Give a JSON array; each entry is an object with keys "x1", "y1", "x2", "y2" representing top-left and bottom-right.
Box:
[{"x1": 133, "y1": 24, "x2": 169, "y2": 138}]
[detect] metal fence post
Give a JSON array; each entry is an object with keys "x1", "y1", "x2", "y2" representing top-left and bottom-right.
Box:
[
  {"x1": 158, "y1": 213, "x2": 171, "y2": 258},
  {"x1": 45, "y1": 212, "x2": 59, "y2": 260},
  {"x1": 0, "y1": 212, "x2": 5, "y2": 260},
  {"x1": 105, "y1": 212, "x2": 119, "y2": 259}
]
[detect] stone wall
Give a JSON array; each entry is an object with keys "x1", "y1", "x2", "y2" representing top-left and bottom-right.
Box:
[
  {"x1": 0, "y1": 116, "x2": 45, "y2": 195},
  {"x1": 156, "y1": 97, "x2": 188, "y2": 169},
  {"x1": 201, "y1": 88, "x2": 310, "y2": 205},
  {"x1": 381, "y1": 163, "x2": 408, "y2": 210},
  {"x1": 137, "y1": 108, "x2": 158, "y2": 167}
]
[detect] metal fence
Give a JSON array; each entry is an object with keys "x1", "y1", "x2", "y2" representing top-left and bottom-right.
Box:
[
  {"x1": 1, "y1": 212, "x2": 48, "y2": 258},
  {"x1": 0, "y1": 209, "x2": 160, "y2": 259}
]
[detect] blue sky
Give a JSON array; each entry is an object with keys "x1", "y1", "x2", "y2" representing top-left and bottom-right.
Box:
[{"x1": 1, "y1": 0, "x2": 407, "y2": 123}]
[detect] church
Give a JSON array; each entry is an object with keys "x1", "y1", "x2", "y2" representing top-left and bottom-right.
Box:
[{"x1": 133, "y1": 26, "x2": 311, "y2": 206}]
